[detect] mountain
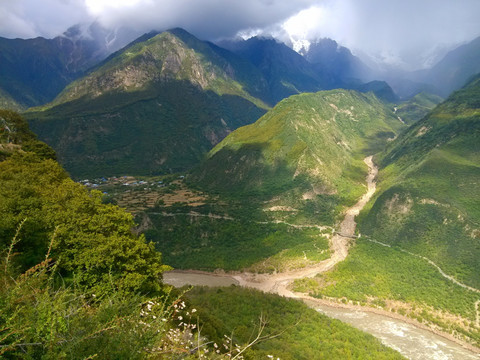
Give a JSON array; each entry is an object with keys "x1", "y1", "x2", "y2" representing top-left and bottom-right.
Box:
[
  {"x1": 369, "y1": 36, "x2": 480, "y2": 99},
  {"x1": 26, "y1": 28, "x2": 269, "y2": 178},
  {"x1": 301, "y1": 38, "x2": 372, "y2": 87},
  {"x1": 219, "y1": 36, "x2": 325, "y2": 104},
  {"x1": 353, "y1": 80, "x2": 399, "y2": 103},
  {"x1": 0, "y1": 22, "x2": 130, "y2": 108},
  {"x1": 394, "y1": 92, "x2": 444, "y2": 125},
  {"x1": 0, "y1": 88, "x2": 22, "y2": 111},
  {"x1": 221, "y1": 36, "x2": 398, "y2": 105},
  {"x1": 359, "y1": 73, "x2": 480, "y2": 288},
  {"x1": 192, "y1": 89, "x2": 405, "y2": 208},
  {"x1": 422, "y1": 36, "x2": 480, "y2": 97}
]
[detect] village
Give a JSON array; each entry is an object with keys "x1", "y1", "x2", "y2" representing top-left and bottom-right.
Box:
[{"x1": 78, "y1": 174, "x2": 207, "y2": 214}]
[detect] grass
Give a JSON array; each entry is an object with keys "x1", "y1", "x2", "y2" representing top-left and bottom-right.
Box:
[
  {"x1": 293, "y1": 239, "x2": 480, "y2": 346},
  {"x1": 146, "y1": 210, "x2": 330, "y2": 271}
]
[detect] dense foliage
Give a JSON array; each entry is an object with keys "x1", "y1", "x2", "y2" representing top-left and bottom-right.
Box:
[
  {"x1": 187, "y1": 286, "x2": 404, "y2": 359},
  {"x1": 359, "y1": 74, "x2": 480, "y2": 288},
  {"x1": 26, "y1": 29, "x2": 271, "y2": 178},
  {"x1": 146, "y1": 208, "x2": 330, "y2": 271},
  {"x1": 0, "y1": 111, "x2": 169, "y2": 295}
]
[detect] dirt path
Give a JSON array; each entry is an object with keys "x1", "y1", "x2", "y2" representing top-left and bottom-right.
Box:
[
  {"x1": 476, "y1": 301, "x2": 480, "y2": 328},
  {"x1": 231, "y1": 156, "x2": 378, "y2": 296}
]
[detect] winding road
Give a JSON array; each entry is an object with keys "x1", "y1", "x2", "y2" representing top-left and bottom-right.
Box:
[{"x1": 229, "y1": 156, "x2": 378, "y2": 296}]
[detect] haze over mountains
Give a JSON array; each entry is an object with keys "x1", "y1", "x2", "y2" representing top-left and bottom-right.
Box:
[
  {"x1": 0, "y1": 22, "x2": 139, "y2": 110},
  {"x1": 0, "y1": 25, "x2": 469, "y2": 179}
]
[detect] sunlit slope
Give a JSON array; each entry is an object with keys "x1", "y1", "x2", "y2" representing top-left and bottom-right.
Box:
[
  {"x1": 360, "y1": 74, "x2": 480, "y2": 288},
  {"x1": 26, "y1": 28, "x2": 269, "y2": 177},
  {"x1": 394, "y1": 92, "x2": 443, "y2": 125},
  {"x1": 192, "y1": 89, "x2": 405, "y2": 206}
]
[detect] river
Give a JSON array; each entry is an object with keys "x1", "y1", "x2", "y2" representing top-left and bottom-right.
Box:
[
  {"x1": 164, "y1": 271, "x2": 479, "y2": 360},
  {"x1": 163, "y1": 157, "x2": 479, "y2": 359}
]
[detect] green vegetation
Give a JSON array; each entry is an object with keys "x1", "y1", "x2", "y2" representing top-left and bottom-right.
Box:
[
  {"x1": 28, "y1": 82, "x2": 266, "y2": 178},
  {"x1": 0, "y1": 113, "x2": 405, "y2": 358},
  {"x1": 186, "y1": 286, "x2": 405, "y2": 359},
  {"x1": 26, "y1": 29, "x2": 271, "y2": 178},
  {"x1": 136, "y1": 89, "x2": 405, "y2": 272},
  {"x1": 145, "y1": 89, "x2": 406, "y2": 271},
  {"x1": 0, "y1": 111, "x2": 169, "y2": 296},
  {"x1": 193, "y1": 89, "x2": 404, "y2": 198},
  {"x1": 395, "y1": 92, "x2": 443, "y2": 125},
  {"x1": 292, "y1": 74, "x2": 480, "y2": 345},
  {"x1": 293, "y1": 239, "x2": 480, "y2": 346},
  {"x1": 359, "y1": 74, "x2": 480, "y2": 289},
  {"x1": 145, "y1": 209, "x2": 330, "y2": 271}
]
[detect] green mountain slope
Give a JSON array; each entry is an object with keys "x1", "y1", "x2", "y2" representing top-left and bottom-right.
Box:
[
  {"x1": 193, "y1": 89, "x2": 405, "y2": 203},
  {"x1": 145, "y1": 90, "x2": 405, "y2": 272},
  {"x1": 0, "y1": 88, "x2": 23, "y2": 111},
  {"x1": 359, "y1": 74, "x2": 480, "y2": 289},
  {"x1": 294, "y1": 77, "x2": 480, "y2": 345},
  {"x1": 26, "y1": 29, "x2": 269, "y2": 178},
  {"x1": 394, "y1": 92, "x2": 444, "y2": 125}
]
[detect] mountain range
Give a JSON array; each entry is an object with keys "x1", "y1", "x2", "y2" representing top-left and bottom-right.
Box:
[
  {"x1": 2, "y1": 20, "x2": 480, "y2": 356},
  {"x1": 1, "y1": 26, "x2": 479, "y2": 182},
  {"x1": 24, "y1": 28, "x2": 399, "y2": 178},
  {"x1": 0, "y1": 22, "x2": 138, "y2": 110}
]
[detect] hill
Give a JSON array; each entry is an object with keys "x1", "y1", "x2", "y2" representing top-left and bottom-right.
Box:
[
  {"x1": 26, "y1": 28, "x2": 270, "y2": 178},
  {"x1": 290, "y1": 77, "x2": 480, "y2": 346},
  {"x1": 359, "y1": 74, "x2": 480, "y2": 288},
  {"x1": 144, "y1": 90, "x2": 405, "y2": 271},
  {"x1": 394, "y1": 92, "x2": 444, "y2": 125},
  {"x1": 192, "y1": 89, "x2": 405, "y2": 201}
]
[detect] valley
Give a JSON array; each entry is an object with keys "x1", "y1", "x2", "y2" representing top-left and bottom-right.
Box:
[
  {"x1": 163, "y1": 157, "x2": 479, "y2": 358},
  {"x1": 1, "y1": 11, "x2": 480, "y2": 358}
]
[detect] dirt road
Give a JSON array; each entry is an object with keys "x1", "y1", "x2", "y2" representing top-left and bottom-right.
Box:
[{"x1": 230, "y1": 156, "x2": 377, "y2": 296}]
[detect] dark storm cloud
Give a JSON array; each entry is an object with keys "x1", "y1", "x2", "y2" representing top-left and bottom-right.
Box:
[
  {"x1": 0, "y1": 0, "x2": 479, "y2": 69},
  {"x1": 85, "y1": 0, "x2": 316, "y2": 41},
  {"x1": 0, "y1": 0, "x2": 316, "y2": 40}
]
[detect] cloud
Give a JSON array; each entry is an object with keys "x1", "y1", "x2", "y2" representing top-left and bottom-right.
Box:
[
  {"x1": 274, "y1": 0, "x2": 480, "y2": 69},
  {"x1": 0, "y1": 0, "x2": 88, "y2": 39},
  {"x1": 83, "y1": 0, "x2": 316, "y2": 40},
  {"x1": 0, "y1": 0, "x2": 479, "y2": 69}
]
